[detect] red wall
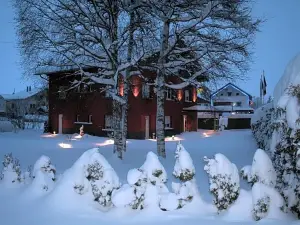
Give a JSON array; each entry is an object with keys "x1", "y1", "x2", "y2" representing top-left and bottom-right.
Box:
[{"x1": 48, "y1": 73, "x2": 197, "y2": 138}]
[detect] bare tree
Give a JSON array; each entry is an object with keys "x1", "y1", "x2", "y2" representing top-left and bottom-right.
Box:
[
  {"x1": 139, "y1": 0, "x2": 261, "y2": 157},
  {"x1": 14, "y1": 0, "x2": 155, "y2": 159}
]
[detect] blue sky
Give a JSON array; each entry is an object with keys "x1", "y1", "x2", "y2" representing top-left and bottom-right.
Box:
[{"x1": 0, "y1": 0, "x2": 300, "y2": 97}]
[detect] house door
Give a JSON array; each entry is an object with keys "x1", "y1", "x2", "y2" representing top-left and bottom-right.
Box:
[
  {"x1": 58, "y1": 114, "x2": 63, "y2": 134},
  {"x1": 145, "y1": 116, "x2": 150, "y2": 139},
  {"x1": 183, "y1": 115, "x2": 187, "y2": 132}
]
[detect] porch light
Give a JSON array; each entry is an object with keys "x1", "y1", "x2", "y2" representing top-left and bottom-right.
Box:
[
  {"x1": 59, "y1": 143, "x2": 72, "y2": 148},
  {"x1": 53, "y1": 131, "x2": 56, "y2": 135},
  {"x1": 172, "y1": 135, "x2": 175, "y2": 140}
]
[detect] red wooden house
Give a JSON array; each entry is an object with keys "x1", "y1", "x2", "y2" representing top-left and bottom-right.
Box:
[{"x1": 44, "y1": 68, "x2": 198, "y2": 139}]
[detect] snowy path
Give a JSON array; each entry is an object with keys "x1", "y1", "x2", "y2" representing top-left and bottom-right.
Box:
[{"x1": 0, "y1": 130, "x2": 297, "y2": 224}]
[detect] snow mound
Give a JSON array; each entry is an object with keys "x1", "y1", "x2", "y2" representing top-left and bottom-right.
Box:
[
  {"x1": 251, "y1": 103, "x2": 273, "y2": 125},
  {"x1": 221, "y1": 189, "x2": 253, "y2": 221},
  {"x1": 204, "y1": 153, "x2": 240, "y2": 211},
  {"x1": 46, "y1": 148, "x2": 120, "y2": 210},
  {"x1": 140, "y1": 152, "x2": 167, "y2": 185},
  {"x1": 252, "y1": 182, "x2": 285, "y2": 221},
  {"x1": 27, "y1": 155, "x2": 56, "y2": 194},
  {"x1": 274, "y1": 53, "x2": 300, "y2": 105},
  {"x1": 173, "y1": 142, "x2": 195, "y2": 181},
  {"x1": 251, "y1": 149, "x2": 276, "y2": 187}
]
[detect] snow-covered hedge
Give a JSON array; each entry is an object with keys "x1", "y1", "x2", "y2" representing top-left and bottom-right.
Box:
[
  {"x1": 204, "y1": 154, "x2": 240, "y2": 211},
  {"x1": 251, "y1": 54, "x2": 300, "y2": 218}
]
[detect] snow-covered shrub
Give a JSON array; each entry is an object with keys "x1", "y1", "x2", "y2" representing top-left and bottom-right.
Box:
[
  {"x1": 251, "y1": 149, "x2": 276, "y2": 187},
  {"x1": 204, "y1": 153, "x2": 240, "y2": 211},
  {"x1": 0, "y1": 153, "x2": 22, "y2": 184},
  {"x1": 252, "y1": 182, "x2": 284, "y2": 221},
  {"x1": 49, "y1": 148, "x2": 120, "y2": 209},
  {"x1": 112, "y1": 151, "x2": 168, "y2": 210},
  {"x1": 240, "y1": 165, "x2": 252, "y2": 183},
  {"x1": 171, "y1": 142, "x2": 200, "y2": 209},
  {"x1": 173, "y1": 142, "x2": 195, "y2": 182},
  {"x1": 30, "y1": 156, "x2": 56, "y2": 192}
]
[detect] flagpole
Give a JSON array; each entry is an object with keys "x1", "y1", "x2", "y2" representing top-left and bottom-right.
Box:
[{"x1": 262, "y1": 70, "x2": 264, "y2": 105}]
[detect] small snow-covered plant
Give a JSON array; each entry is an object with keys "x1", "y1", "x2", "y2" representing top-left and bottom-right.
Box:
[
  {"x1": 173, "y1": 142, "x2": 195, "y2": 182},
  {"x1": 253, "y1": 196, "x2": 270, "y2": 221},
  {"x1": 1, "y1": 153, "x2": 22, "y2": 184},
  {"x1": 240, "y1": 165, "x2": 252, "y2": 183},
  {"x1": 204, "y1": 154, "x2": 240, "y2": 211},
  {"x1": 86, "y1": 160, "x2": 118, "y2": 207},
  {"x1": 252, "y1": 182, "x2": 284, "y2": 221},
  {"x1": 171, "y1": 142, "x2": 198, "y2": 209},
  {"x1": 251, "y1": 149, "x2": 276, "y2": 187},
  {"x1": 112, "y1": 152, "x2": 168, "y2": 210},
  {"x1": 31, "y1": 156, "x2": 56, "y2": 191}
]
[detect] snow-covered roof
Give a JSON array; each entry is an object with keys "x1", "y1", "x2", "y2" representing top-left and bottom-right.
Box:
[
  {"x1": 183, "y1": 104, "x2": 254, "y2": 112},
  {"x1": 214, "y1": 106, "x2": 254, "y2": 111},
  {"x1": 211, "y1": 83, "x2": 252, "y2": 98},
  {"x1": 183, "y1": 105, "x2": 213, "y2": 111},
  {"x1": 1, "y1": 88, "x2": 43, "y2": 100}
]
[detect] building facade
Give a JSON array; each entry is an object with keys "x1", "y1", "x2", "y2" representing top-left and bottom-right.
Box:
[
  {"x1": 47, "y1": 70, "x2": 198, "y2": 139},
  {"x1": 184, "y1": 83, "x2": 254, "y2": 130}
]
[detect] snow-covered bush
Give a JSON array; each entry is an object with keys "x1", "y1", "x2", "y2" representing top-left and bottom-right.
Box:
[
  {"x1": 0, "y1": 153, "x2": 22, "y2": 184},
  {"x1": 240, "y1": 165, "x2": 252, "y2": 183},
  {"x1": 112, "y1": 151, "x2": 168, "y2": 210},
  {"x1": 30, "y1": 155, "x2": 56, "y2": 192},
  {"x1": 251, "y1": 149, "x2": 276, "y2": 187},
  {"x1": 252, "y1": 182, "x2": 284, "y2": 221},
  {"x1": 49, "y1": 148, "x2": 120, "y2": 209},
  {"x1": 171, "y1": 142, "x2": 200, "y2": 209},
  {"x1": 204, "y1": 153, "x2": 240, "y2": 211}
]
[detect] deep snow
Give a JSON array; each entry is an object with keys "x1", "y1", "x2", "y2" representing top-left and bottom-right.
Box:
[{"x1": 0, "y1": 129, "x2": 297, "y2": 225}]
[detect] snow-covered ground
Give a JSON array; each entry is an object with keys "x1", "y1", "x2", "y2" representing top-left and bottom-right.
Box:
[{"x1": 0, "y1": 130, "x2": 298, "y2": 225}]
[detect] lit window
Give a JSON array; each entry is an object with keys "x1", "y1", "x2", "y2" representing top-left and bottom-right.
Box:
[
  {"x1": 105, "y1": 115, "x2": 113, "y2": 129},
  {"x1": 89, "y1": 115, "x2": 93, "y2": 123},
  {"x1": 165, "y1": 116, "x2": 171, "y2": 128},
  {"x1": 185, "y1": 90, "x2": 190, "y2": 102}
]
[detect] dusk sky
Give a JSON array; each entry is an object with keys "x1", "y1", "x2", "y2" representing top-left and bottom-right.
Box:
[{"x1": 0, "y1": 0, "x2": 300, "y2": 97}]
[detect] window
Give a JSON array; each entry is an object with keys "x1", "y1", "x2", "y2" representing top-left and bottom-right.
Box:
[
  {"x1": 142, "y1": 84, "x2": 150, "y2": 99},
  {"x1": 227, "y1": 92, "x2": 232, "y2": 96},
  {"x1": 236, "y1": 93, "x2": 240, "y2": 96},
  {"x1": 166, "y1": 88, "x2": 173, "y2": 100},
  {"x1": 237, "y1": 102, "x2": 242, "y2": 107},
  {"x1": 165, "y1": 116, "x2": 171, "y2": 128},
  {"x1": 185, "y1": 90, "x2": 191, "y2": 102},
  {"x1": 76, "y1": 115, "x2": 80, "y2": 122},
  {"x1": 220, "y1": 93, "x2": 224, "y2": 96},
  {"x1": 105, "y1": 115, "x2": 113, "y2": 129},
  {"x1": 11, "y1": 103, "x2": 15, "y2": 109},
  {"x1": 58, "y1": 86, "x2": 67, "y2": 99},
  {"x1": 89, "y1": 115, "x2": 93, "y2": 123}
]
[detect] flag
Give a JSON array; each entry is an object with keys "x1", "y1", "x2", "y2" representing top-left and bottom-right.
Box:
[{"x1": 260, "y1": 71, "x2": 267, "y2": 97}]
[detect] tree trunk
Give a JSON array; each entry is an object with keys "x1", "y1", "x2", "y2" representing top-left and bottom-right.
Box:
[
  {"x1": 113, "y1": 99, "x2": 123, "y2": 159},
  {"x1": 121, "y1": 10, "x2": 134, "y2": 153},
  {"x1": 156, "y1": 73, "x2": 166, "y2": 158},
  {"x1": 156, "y1": 20, "x2": 170, "y2": 158}
]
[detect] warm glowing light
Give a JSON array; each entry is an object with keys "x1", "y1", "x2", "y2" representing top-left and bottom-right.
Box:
[
  {"x1": 119, "y1": 84, "x2": 124, "y2": 96},
  {"x1": 73, "y1": 135, "x2": 82, "y2": 139},
  {"x1": 41, "y1": 134, "x2": 56, "y2": 138},
  {"x1": 192, "y1": 88, "x2": 197, "y2": 102},
  {"x1": 53, "y1": 131, "x2": 56, "y2": 135},
  {"x1": 202, "y1": 130, "x2": 217, "y2": 138},
  {"x1": 177, "y1": 90, "x2": 183, "y2": 101},
  {"x1": 59, "y1": 143, "x2": 72, "y2": 148},
  {"x1": 165, "y1": 136, "x2": 184, "y2": 142},
  {"x1": 132, "y1": 86, "x2": 140, "y2": 97}
]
